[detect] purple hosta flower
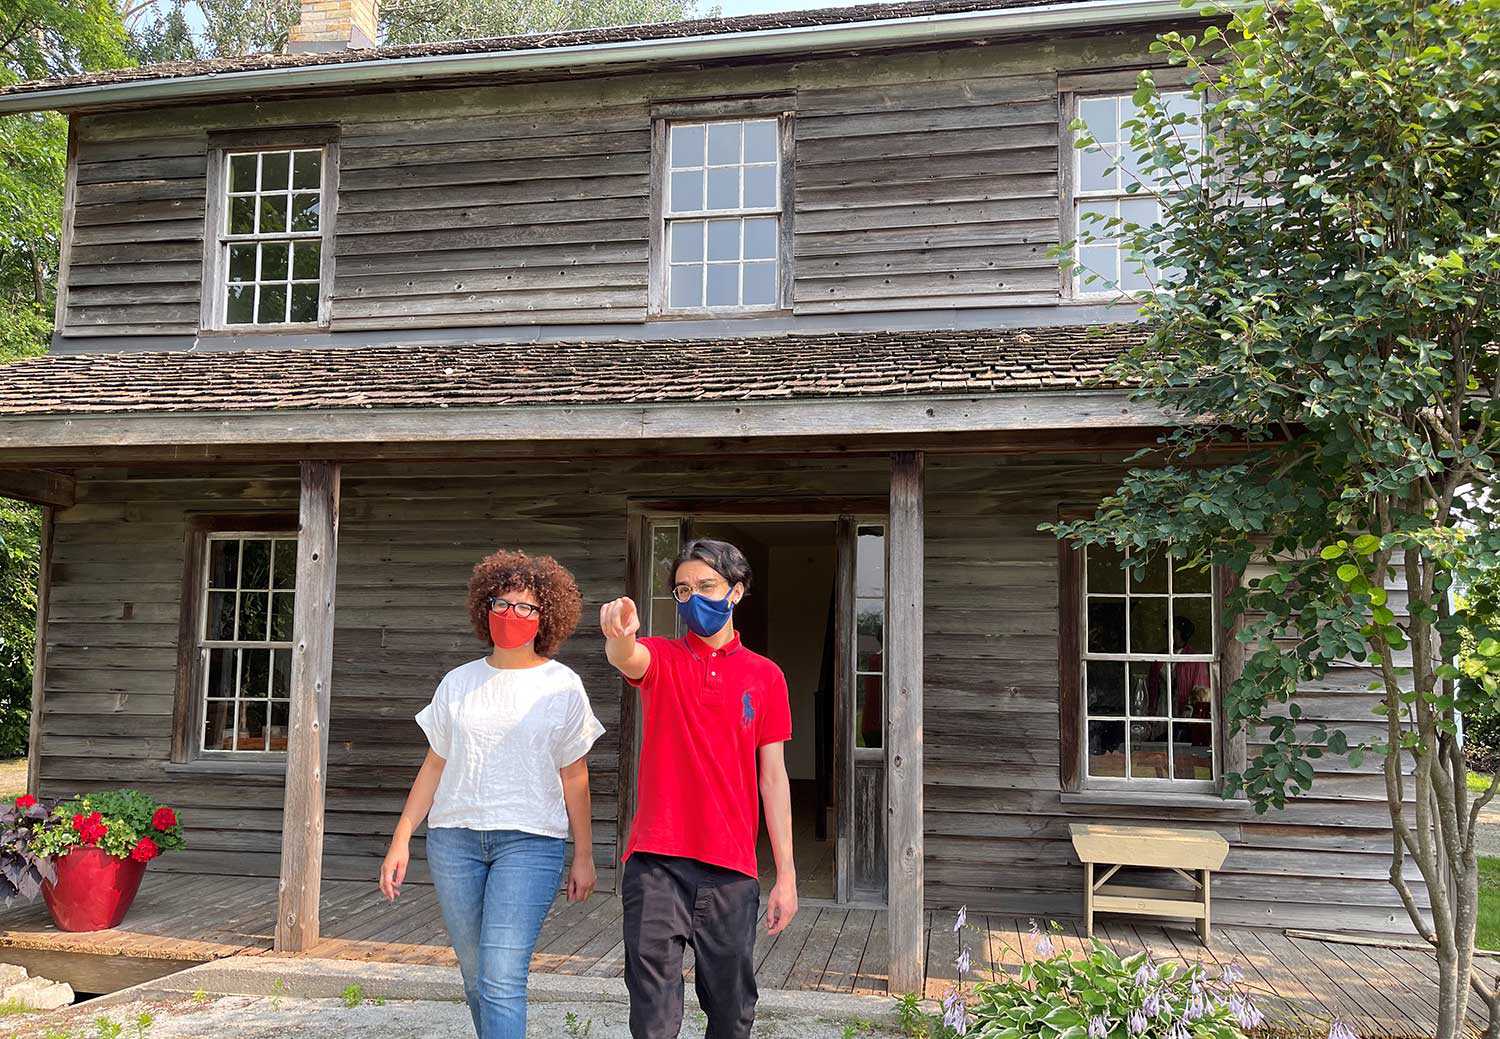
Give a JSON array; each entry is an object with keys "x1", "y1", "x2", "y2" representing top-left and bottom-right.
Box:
[
  {"x1": 1184, "y1": 989, "x2": 1210, "y2": 1022},
  {"x1": 1229, "y1": 995, "x2": 1265, "y2": 1031},
  {"x1": 1142, "y1": 991, "x2": 1164, "y2": 1019},
  {"x1": 954, "y1": 905, "x2": 967, "y2": 932},
  {"x1": 941, "y1": 989, "x2": 969, "y2": 1036},
  {"x1": 1128, "y1": 1008, "x2": 1149, "y2": 1036},
  {"x1": 1088, "y1": 1014, "x2": 1110, "y2": 1039},
  {"x1": 1219, "y1": 963, "x2": 1244, "y2": 987},
  {"x1": 1165, "y1": 1021, "x2": 1191, "y2": 1039},
  {"x1": 1028, "y1": 918, "x2": 1057, "y2": 958},
  {"x1": 955, "y1": 947, "x2": 972, "y2": 978},
  {"x1": 1133, "y1": 959, "x2": 1155, "y2": 988},
  {"x1": 1327, "y1": 1020, "x2": 1359, "y2": 1039}
]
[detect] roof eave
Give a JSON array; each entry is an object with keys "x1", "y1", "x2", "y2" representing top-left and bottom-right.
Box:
[{"x1": 0, "y1": 0, "x2": 1216, "y2": 114}]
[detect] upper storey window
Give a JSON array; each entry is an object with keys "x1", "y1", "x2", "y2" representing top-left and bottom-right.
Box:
[
  {"x1": 1071, "y1": 91, "x2": 1202, "y2": 296},
  {"x1": 661, "y1": 118, "x2": 785, "y2": 312}
]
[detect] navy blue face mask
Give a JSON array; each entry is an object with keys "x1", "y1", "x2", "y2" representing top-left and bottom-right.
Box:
[{"x1": 677, "y1": 591, "x2": 735, "y2": 638}]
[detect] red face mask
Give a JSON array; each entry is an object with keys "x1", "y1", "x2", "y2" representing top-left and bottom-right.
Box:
[{"x1": 488, "y1": 608, "x2": 539, "y2": 650}]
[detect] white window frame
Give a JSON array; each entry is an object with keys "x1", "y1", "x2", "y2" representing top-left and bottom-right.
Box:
[
  {"x1": 1080, "y1": 544, "x2": 1219, "y2": 790},
  {"x1": 651, "y1": 112, "x2": 792, "y2": 315},
  {"x1": 196, "y1": 532, "x2": 298, "y2": 758},
  {"x1": 201, "y1": 129, "x2": 338, "y2": 332},
  {"x1": 1062, "y1": 84, "x2": 1202, "y2": 300}
]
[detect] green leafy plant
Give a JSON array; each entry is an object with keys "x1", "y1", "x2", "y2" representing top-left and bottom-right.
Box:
[
  {"x1": 564, "y1": 1011, "x2": 593, "y2": 1037},
  {"x1": 341, "y1": 983, "x2": 364, "y2": 1008},
  {"x1": 131, "y1": 1011, "x2": 153, "y2": 1039},
  {"x1": 92, "y1": 1016, "x2": 122, "y2": 1039},
  {"x1": 30, "y1": 790, "x2": 184, "y2": 864}
]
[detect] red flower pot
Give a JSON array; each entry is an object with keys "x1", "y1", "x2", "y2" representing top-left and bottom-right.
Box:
[{"x1": 41, "y1": 846, "x2": 148, "y2": 932}]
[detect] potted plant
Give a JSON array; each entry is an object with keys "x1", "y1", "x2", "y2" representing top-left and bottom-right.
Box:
[
  {"x1": 0, "y1": 794, "x2": 55, "y2": 907},
  {"x1": 29, "y1": 790, "x2": 184, "y2": 932}
]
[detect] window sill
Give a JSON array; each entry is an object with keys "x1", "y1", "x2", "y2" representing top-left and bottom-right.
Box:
[
  {"x1": 165, "y1": 758, "x2": 288, "y2": 777},
  {"x1": 1060, "y1": 789, "x2": 1253, "y2": 812}
]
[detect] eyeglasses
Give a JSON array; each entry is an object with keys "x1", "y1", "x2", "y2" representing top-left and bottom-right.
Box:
[
  {"x1": 488, "y1": 597, "x2": 541, "y2": 619},
  {"x1": 671, "y1": 579, "x2": 729, "y2": 604}
]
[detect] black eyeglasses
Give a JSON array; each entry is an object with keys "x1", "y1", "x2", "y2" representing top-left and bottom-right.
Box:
[{"x1": 488, "y1": 597, "x2": 541, "y2": 619}]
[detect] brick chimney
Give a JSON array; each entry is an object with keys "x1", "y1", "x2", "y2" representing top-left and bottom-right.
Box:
[{"x1": 288, "y1": 0, "x2": 377, "y2": 52}]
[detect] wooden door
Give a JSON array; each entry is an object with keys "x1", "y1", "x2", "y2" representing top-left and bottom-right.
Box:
[{"x1": 836, "y1": 517, "x2": 889, "y2": 904}]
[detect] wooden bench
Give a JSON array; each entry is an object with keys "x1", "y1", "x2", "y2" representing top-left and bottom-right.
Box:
[{"x1": 1069, "y1": 823, "x2": 1230, "y2": 945}]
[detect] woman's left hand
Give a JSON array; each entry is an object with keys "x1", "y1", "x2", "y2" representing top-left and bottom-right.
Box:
[{"x1": 567, "y1": 856, "x2": 596, "y2": 902}]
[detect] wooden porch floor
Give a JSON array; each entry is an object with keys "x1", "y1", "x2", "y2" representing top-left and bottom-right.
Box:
[{"x1": 0, "y1": 872, "x2": 1488, "y2": 1038}]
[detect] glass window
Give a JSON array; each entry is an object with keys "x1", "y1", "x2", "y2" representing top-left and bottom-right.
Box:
[
  {"x1": 1083, "y1": 544, "x2": 1215, "y2": 783},
  {"x1": 1073, "y1": 91, "x2": 1201, "y2": 295},
  {"x1": 854, "y1": 525, "x2": 885, "y2": 750},
  {"x1": 648, "y1": 522, "x2": 682, "y2": 637},
  {"x1": 201, "y1": 534, "x2": 297, "y2": 753},
  {"x1": 221, "y1": 148, "x2": 326, "y2": 326},
  {"x1": 663, "y1": 118, "x2": 782, "y2": 311}
]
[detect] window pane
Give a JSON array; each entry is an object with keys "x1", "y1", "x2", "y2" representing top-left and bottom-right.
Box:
[
  {"x1": 228, "y1": 244, "x2": 257, "y2": 282},
  {"x1": 1173, "y1": 597, "x2": 1213, "y2": 654},
  {"x1": 706, "y1": 121, "x2": 741, "y2": 165},
  {"x1": 1120, "y1": 254, "x2": 1156, "y2": 293},
  {"x1": 650, "y1": 525, "x2": 679, "y2": 597},
  {"x1": 257, "y1": 193, "x2": 288, "y2": 235},
  {"x1": 669, "y1": 170, "x2": 703, "y2": 213},
  {"x1": 1128, "y1": 596, "x2": 1168, "y2": 654},
  {"x1": 228, "y1": 153, "x2": 258, "y2": 193},
  {"x1": 271, "y1": 648, "x2": 292, "y2": 696},
  {"x1": 256, "y1": 284, "x2": 288, "y2": 324},
  {"x1": 208, "y1": 540, "x2": 239, "y2": 588},
  {"x1": 706, "y1": 219, "x2": 740, "y2": 261},
  {"x1": 669, "y1": 264, "x2": 702, "y2": 308},
  {"x1": 1133, "y1": 554, "x2": 1169, "y2": 593},
  {"x1": 744, "y1": 165, "x2": 777, "y2": 208},
  {"x1": 228, "y1": 196, "x2": 255, "y2": 235},
  {"x1": 670, "y1": 221, "x2": 704, "y2": 263},
  {"x1": 650, "y1": 597, "x2": 677, "y2": 638},
  {"x1": 259, "y1": 243, "x2": 289, "y2": 282},
  {"x1": 272, "y1": 539, "x2": 297, "y2": 588},
  {"x1": 706, "y1": 167, "x2": 740, "y2": 210},
  {"x1": 240, "y1": 647, "x2": 271, "y2": 696},
  {"x1": 1119, "y1": 196, "x2": 1159, "y2": 230},
  {"x1": 226, "y1": 284, "x2": 254, "y2": 324},
  {"x1": 1131, "y1": 660, "x2": 1166, "y2": 717},
  {"x1": 1086, "y1": 598, "x2": 1125, "y2": 653},
  {"x1": 1173, "y1": 722, "x2": 1214, "y2": 780},
  {"x1": 855, "y1": 596, "x2": 883, "y2": 672},
  {"x1": 742, "y1": 262, "x2": 777, "y2": 307},
  {"x1": 290, "y1": 283, "x2": 319, "y2": 323},
  {"x1": 1077, "y1": 245, "x2": 1116, "y2": 290},
  {"x1": 1079, "y1": 97, "x2": 1118, "y2": 144},
  {"x1": 706, "y1": 263, "x2": 738, "y2": 307},
  {"x1": 271, "y1": 591, "x2": 296, "y2": 641},
  {"x1": 261, "y1": 151, "x2": 291, "y2": 191},
  {"x1": 1174, "y1": 661, "x2": 1213, "y2": 720},
  {"x1": 1078, "y1": 145, "x2": 1117, "y2": 192},
  {"x1": 1175, "y1": 563, "x2": 1211, "y2": 594},
  {"x1": 292, "y1": 149, "x2": 321, "y2": 189},
  {"x1": 1086, "y1": 544, "x2": 1126, "y2": 593},
  {"x1": 206, "y1": 591, "x2": 236, "y2": 640},
  {"x1": 744, "y1": 217, "x2": 777, "y2": 260},
  {"x1": 670, "y1": 124, "x2": 704, "y2": 168},
  {"x1": 743, "y1": 120, "x2": 778, "y2": 164},
  {"x1": 206, "y1": 648, "x2": 236, "y2": 697},
  {"x1": 1088, "y1": 720, "x2": 1126, "y2": 777},
  {"x1": 241, "y1": 539, "x2": 272, "y2": 588},
  {"x1": 1130, "y1": 720, "x2": 1169, "y2": 779},
  {"x1": 1085, "y1": 660, "x2": 1125, "y2": 714},
  {"x1": 268, "y1": 701, "x2": 290, "y2": 752},
  {"x1": 238, "y1": 591, "x2": 269, "y2": 641},
  {"x1": 291, "y1": 241, "x2": 321, "y2": 281},
  {"x1": 1077, "y1": 199, "x2": 1116, "y2": 241},
  {"x1": 856, "y1": 674, "x2": 882, "y2": 749},
  {"x1": 854, "y1": 527, "x2": 884, "y2": 598},
  {"x1": 203, "y1": 701, "x2": 234, "y2": 751},
  {"x1": 290, "y1": 192, "x2": 320, "y2": 232},
  {"x1": 238, "y1": 700, "x2": 269, "y2": 752}
]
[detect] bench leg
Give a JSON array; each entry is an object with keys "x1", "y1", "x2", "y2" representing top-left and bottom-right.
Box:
[
  {"x1": 1197, "y1": 869, "x2": 1212, "y2": 946},
  {"x1": 1084, "y1": 861, "x2": 1095, "y2": 939}
]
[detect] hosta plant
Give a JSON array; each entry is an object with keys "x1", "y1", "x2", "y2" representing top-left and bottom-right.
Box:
[
  {"x1": 30, "y1": 789, "x2": 185, "y2": 864},
  {"x1": 0, "y1": 794, "x2": 54, "y2": 904}
]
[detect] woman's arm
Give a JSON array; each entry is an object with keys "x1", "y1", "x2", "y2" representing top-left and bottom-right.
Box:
[
  {"x1": 379, "y1": 748, "x2": 446, "y2": 901},
  {"x1": 600, "y1": 597, "x2": 651, "y2": 680},
  {"x1": 560, "y1": 757, "x2": 597, "y2": 902}
]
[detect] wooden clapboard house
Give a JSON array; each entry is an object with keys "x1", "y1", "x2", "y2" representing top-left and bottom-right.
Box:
[{"x1": 0, "y1": 0, "x2": 1414, "y2": 995}]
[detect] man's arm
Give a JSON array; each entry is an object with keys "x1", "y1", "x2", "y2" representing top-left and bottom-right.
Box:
[
  {"x1": 600, "y1": 597, "x2": 651, "y2": 681},
  {"x1": 758, "y1": 741, "x2": 798, "y2": 935}
]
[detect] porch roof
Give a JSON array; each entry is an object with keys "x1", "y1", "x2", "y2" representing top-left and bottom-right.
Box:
[{"x1": 0, "y1": 325, "x2": 1142, "y2": 416}]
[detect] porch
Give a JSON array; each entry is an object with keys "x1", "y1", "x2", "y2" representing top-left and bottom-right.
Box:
[{"x1": 0, "y1": 872, "x2": 1483, "y2": 1038}]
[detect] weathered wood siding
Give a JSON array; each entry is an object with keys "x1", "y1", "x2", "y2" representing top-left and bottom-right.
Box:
[
  {"x1": 35, "y1": 453, "x2": 1411, "y2": 931},
  {"x1": 58, "y1": 33, "x2": 1158, "y2": 337}
]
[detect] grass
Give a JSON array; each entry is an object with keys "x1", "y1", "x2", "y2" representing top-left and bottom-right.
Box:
[
  {"x1": 1470, "y1": 770, "x2": 1495, "y2": 795},
  {"x1": 1481, "y1": 857, "x2": 1500, "y2": 951},
  {"x1": 0, "y1": 757, "x2": 28, "y2": 801}
]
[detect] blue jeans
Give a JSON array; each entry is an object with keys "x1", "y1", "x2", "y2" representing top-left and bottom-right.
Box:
[{"x1": 426, "y1": 827, "x2": 566, "y2": 1039}]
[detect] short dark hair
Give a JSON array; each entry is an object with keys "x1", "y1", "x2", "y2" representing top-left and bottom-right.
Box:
[
  {"x1": 1174, "y1": 615, "x2": 1197, "y2": 642},
  {"x1": 672, "y1": 538, "x2": 753, "y2": 591}
]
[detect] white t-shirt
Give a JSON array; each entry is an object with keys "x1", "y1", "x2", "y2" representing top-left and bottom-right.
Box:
[{"x1": 416, "y1": 657, "x2": 605, "y2": 839}]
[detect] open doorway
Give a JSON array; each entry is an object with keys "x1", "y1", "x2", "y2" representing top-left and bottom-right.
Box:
[{"x1": 692, "y1": 519, "x2": 838, "y2": 901}]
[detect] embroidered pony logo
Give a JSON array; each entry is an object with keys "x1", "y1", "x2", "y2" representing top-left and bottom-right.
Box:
[{"x1": 741, "y1": 692, "x2": 755, "y2": 728}]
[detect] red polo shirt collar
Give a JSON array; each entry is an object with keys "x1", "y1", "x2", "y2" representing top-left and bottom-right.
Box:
[{"x1": 685, "y1": 630, "x2": 743, "y2": 659}]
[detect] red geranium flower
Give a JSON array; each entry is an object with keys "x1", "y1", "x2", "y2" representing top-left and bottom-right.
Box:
[
  {"x1": 74, "y1": 811, "x2": 107, "y2": 845},
  {"x1": 14, "y1": 795, "x2": 35, "y2": 809},
  {"x1": 151, "y1": 807, "x2": 177, "y2": 831},
  {"x1": 131, "y1": 837, "x2": 159, "y2": 862}
]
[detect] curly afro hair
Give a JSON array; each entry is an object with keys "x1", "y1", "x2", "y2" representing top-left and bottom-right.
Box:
[{"x1": 466, "y1": 549, "x2": 582, "y2": 657}]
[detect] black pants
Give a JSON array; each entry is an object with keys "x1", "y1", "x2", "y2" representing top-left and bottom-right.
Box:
[{"x1": 622, "y1": 852, "x2": 760, "y2": 1039}]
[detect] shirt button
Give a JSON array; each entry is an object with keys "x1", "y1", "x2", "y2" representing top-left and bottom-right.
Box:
[{"x1": 711, "y1": 671, "x2": 717, "y2": 677}]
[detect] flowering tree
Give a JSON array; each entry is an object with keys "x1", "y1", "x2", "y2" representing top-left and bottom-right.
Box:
[{"x1": 1048, "y1": 0, "x2": 1499, "y2": 1037}]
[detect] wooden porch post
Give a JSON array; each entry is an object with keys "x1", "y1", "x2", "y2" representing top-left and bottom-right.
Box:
[
  {"x1": 276, "y1": 461, "x2": 341, "y2": 952},
  {"x1": 887, "y1": 451, "x2": 925, "y2": 994},
  {"x1": 25, "y1": 506, "x2": 56, "y2": 800}
]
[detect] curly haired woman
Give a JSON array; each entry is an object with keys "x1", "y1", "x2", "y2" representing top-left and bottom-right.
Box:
[{"x1": 379, "y1": 549, "x2": 604, "y2": 1039}]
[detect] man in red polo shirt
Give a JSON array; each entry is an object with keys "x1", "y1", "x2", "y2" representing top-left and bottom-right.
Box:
[{"x1": 600, "y1": 538, "x2": 796, "y2": 1039}]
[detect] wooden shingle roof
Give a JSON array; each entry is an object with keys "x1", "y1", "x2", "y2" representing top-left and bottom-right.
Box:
[{"x1": 0, "y1": 326, "x2": 1143, "y2": 416}]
